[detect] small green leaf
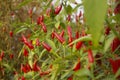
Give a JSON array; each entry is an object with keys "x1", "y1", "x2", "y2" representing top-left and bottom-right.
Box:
[
  {"x1": 104, "y1": 35, "x2": 114, "y2": 52},
  {"x1": 24, "y1": 71, "x2": 34, "y2": 78},
  {"x1": 2, "y1": 63, "x2": 11, "y2": 71},
  {"x1": 115, "y1": 68, "x2": 120, "y2": 78},
  {"x1": 15, "y1": 27, "x2": 28, "y2": 34},
  {"x1": 74, "y1": 68, "x2": 91, "y2": 77},
  {"x1": 61, "y1": 70, "x2": 74, "y2": 79},
  {"x1": 55, "y1": 21, "x2": 60, "y2": 29}
]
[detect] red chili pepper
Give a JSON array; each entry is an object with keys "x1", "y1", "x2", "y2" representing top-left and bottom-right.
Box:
[
  {"x1": 88, "y1": 49, "x2": 94, "y2": 63},
  {"x1": 36, "y1": 38, "x2": 40, "y2": 46},
  {"x1": 21, "y1": 35, "x2": 34, "y2": 49},
  {"x1": 23, "y1": 48, "x2": 29, "y2": 57},
  {"x1": 81, "y1": 30, "x2": 86, "y2": 36},
  {"x1": 25, "y1": 63, "x2": 31, "y2": 72},
  {"x1": 21, "y1": 64, "x2": 28, "y2": 73},
  {"x1": 25, "y1": 42, "x2": 34, "y2": 49},
  {"x1": 67, "y1": 75, "x2": 73, "y2": 80},
  {"x1": 9, "y1": 54, "x2": 14, "y2": 59},
  {"x1": 9, "y1": 31, "x2": 13, "y2": 37},
  {"x1": 67, "y1": 26, "x2": 72, "y2": 38},
  {"x1": 60, "y1": 30, "x2": 64, "y2": 37},
  {"x1": 75, "y1": 15, "x2": 79, "y2": 22},
  {"x1": 109, "y1": 58, "x2": 120, "y2": 74},
  {"x1": 68, "y1": 37, "x2": 73, "y2": 47},
  {"x1": 111, "y1": 37, "x2": 120, "y2": 52},
  {"x1": 54, "y1": 5, "x2": 62, "y2": 15},
  {"x1": 21, "y1": 35, "x2": 27, "y2": 42},
  {"x1": 67, "y1": 26, "x2": 73, "y2": 46},
  {"x1": 42, "y1": 42, "x2": 52, "y2": 51},
  {"x1": 89, "y1": 41, "x2": 92, "y2": 46},
  {"x1": 54, "y1": 32, "x2": 65, "y2": 44},
  {"x1": 32, "y1": 61, "x2": 41, "y2": 72},
  {"x1": 40, "y1": 22, "x2": 47, "y2": 33},
  {"x1": 0, "y1": 51, "x2": 4, "y2": 61},
  {"x1": 40, "y1": 71, "x2": 50, "y2": 76},
  {"x1": 46, "y1": 8, "x2": 52, "y2": 17},
  {"x1": 75, "y1": 31, "x2": 79, "y2": 39},
  {"x1": 79, "y1": 11, "x2": 82, "y2": 18},
  {"x1": 37, "y1": 15, "x2": 44, "y2": 25},
  {"x1": 21, "y1": 76, "x2": 26, "y2": 80},
  {"x1": 114, "y1": 2, "x2": 120, "y2": 14},
  {"x1": 13, "y1": 71, "x2": 18, "y2": 75},
  {"x1": 51, "y1": 31, "x2": 55, "y2": 39},
  {"x1": 73, "y1": 59, "x2": 81, "y2": 71},
  {"x1": 76, "y1": 41, "x2": 83, "y2": 50},
  {"x1": 28, "y1": 9, "x2": 32, "y2": 18},
  {"x1": 105, "y1": 27, "x2": 110, "y2": 35},
  {"x1": 67, "y1": 14, "x2": 71, "y2": 22}
]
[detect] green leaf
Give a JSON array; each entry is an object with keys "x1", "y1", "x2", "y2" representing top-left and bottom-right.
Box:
[
  {"x1": 50, "y1": 64, "x2": 60, "y2": 80},
  {"x1": 74, "y1": 68, "x2": 91, "y2": 77},
  {"x1": 16, "y1": 0, "x2": 32, "y2": 9},
  {"x1": 65, "y1": 5, "x2": 73, "y2": 14},
  {"x1": 104, "y1": 35, "x2": 114, "y2": 52},
  {"x1": 15, "y1": 27, "x2": 28, "y2": 34},
  {"x1": 2, "y1": 63, "x2": 11, "y2": 71},
  {"x1": 73, "y1": 3, "x2": 83, "y2": 12},
  {"x1": 67, "y1": 35, "x2": 92, "y2": 47},
  {"x1": 84, "y1": 0, "x2": 107, "y2": 47},
  {"x1": 61, "y1": 70, "x2": 74, "y2": 79},
  {"x1": 115, "y1": 68, "x2": 120, "y2": 78},
  {"x1": 55, "y1": 21, "x2": 60, "y2": 29},
  {"x1": 46, "y1": 39, "x2": 56, "y2": 51},
  {"x1": 24, "y1": 71, "x2": 34, "y2": 78},
  {"x1": 28, "y1": 51, "x2": 34, "y2": 68}
]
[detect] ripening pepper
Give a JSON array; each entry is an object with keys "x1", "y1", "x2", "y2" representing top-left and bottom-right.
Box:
[
  {"x1": 109, "y1": 58, "x2": 120, "y2": 74},
  {"x1": 114, "y1": 0, "x2": 120, "y2": 14},
  {"x1": 67, "y1": 76, "x2": 73, "y2": 80},
  {"x1": 111, "y1": 37, "x2": 120, "y2": 52},
  {"x1": 9, "y1": 54, "x2": 14, "y2": 59},
  {"x1": 60, "y1": 30, "x2": 65, "y2": 38},
  {"x1": 21, "y1": 35, "x2": 34, "y2": 49},
  {"x1": 76, "y1": 41, "x2": 83, "y2": 50},
  {"x1": 67, "y1": 26, "x2": 72, "y2": 38},
  {"x1": 78, "y1": 11, "x2": 82, "y2": 18},
  {"x1": 32, "y1": 60, "x2": 41, "y2": 72},
  {"x1": 54, "y1": 32, "x2": 65, "y2": 44},
  {"x1": 36, "y1": 38, "x2": 40, "y2": 46},
  {"x1": 67, "y1": 14, "x2": 71, "y2": 22},
  {"x1": 75, "y1": 31, "x2": 79, "y2": 39},
  {"x1": 21, "y1": 64, "x2": 28, "y2": 73},
  {"x1": 23, "y1": 48, "x2": 29, "y2": 57},
  {"x1": 37, "y1": 15, "x2": 44, "y2": 25},
  {"x1": 40, "y1": 22, "x2": 47, "y2": 33},
  {"x1": 42, "y1": 42, "x2": 52, "y2": 51},
  {"x1": 105, "y1": 27, "x2": 110, "y2": 35},
  {"x1": 28, "y1": 9, "x2": 33, "y2": 18},
  {"x1": 9, "y1": 31, "x2": 13, "y2": 37},
  {"x1": 25, "y1": 63, "x2": 31, "y2": 72},
  {"x1": 88, "y1": 49, "x2": 94, "y2": 63},
  {"x1": 0, "y1": 51, "x2": 4, "y2": 61},
  {"x1": 54, "y1": 5, "x2": 62, "y2": 15},
  {"x1": 73, "y1": 59, "x2": 81, "y2": 71}
]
